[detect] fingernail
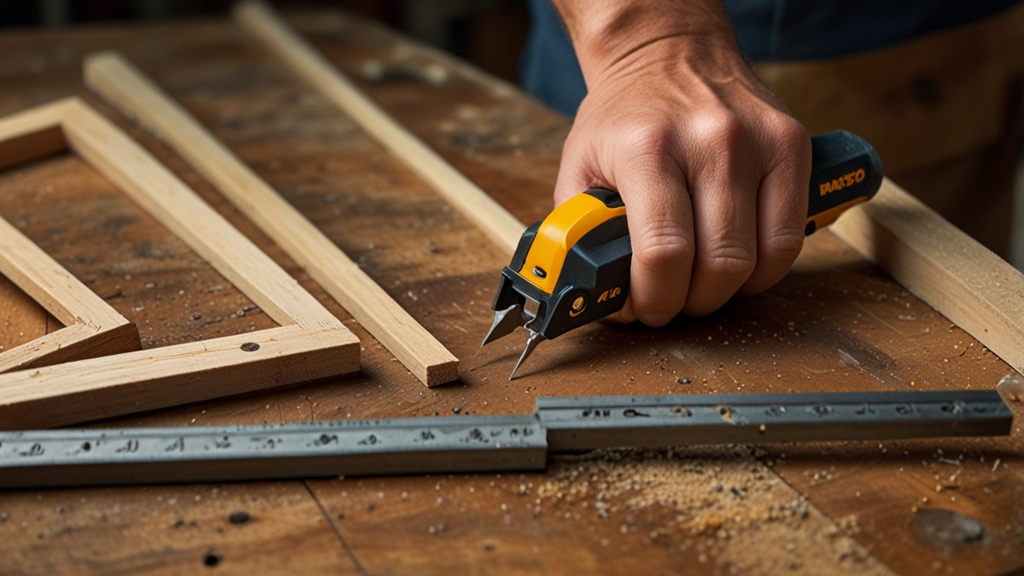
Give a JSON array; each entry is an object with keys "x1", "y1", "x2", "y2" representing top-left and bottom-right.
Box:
[{"x1": 639, "y1": 314, "x2": 673, "y2": 327}]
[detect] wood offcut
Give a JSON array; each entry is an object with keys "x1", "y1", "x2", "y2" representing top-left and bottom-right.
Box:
[{"x1": 84, "y1": 50, "x2": 458, "y2": 386}]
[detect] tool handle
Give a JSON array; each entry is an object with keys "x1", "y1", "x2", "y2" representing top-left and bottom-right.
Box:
[
  {"x1": 491, "y1": 131, "x2": 884, "y2": 343},
  {"x1": 805, "y1": 130, "x2": 884, "y2": 235}
]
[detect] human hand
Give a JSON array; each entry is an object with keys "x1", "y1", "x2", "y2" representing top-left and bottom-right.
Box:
[{"x1": 552, "y1": 0, "x2": 811, "y2": 325}]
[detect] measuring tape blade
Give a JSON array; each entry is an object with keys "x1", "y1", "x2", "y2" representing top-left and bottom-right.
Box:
[
  {"x1": 0, "y1": 414, "x2": 547, "y2": 488},
  {"x1": 537, "y1": 391, "x2": 1013, "y2": 451},
  {"x1": 0, "y1": 391, "x2": 1010, "y2": 488}
]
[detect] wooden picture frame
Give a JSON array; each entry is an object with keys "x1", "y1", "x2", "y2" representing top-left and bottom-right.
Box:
[
  {"x1": 0, "y1": 98, "x2": 360, "y2": 430},
  {"x1": 0, "y1": 216, "x2": 141, "y2": 374},
  {"x1": 84, "y1": 51, "x2": 458, "y2": 387}
]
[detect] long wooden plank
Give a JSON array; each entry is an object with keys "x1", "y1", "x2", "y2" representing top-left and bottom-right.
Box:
[
  {"x1": 831, "y1": 177, "x2": 1024, "y2": 375},
  {"x1": 84, "y1": 51, "x2": 458, "y2": 387},
  {"x1": 233, "y1": 0, "x2": 526, "y2": 256}
]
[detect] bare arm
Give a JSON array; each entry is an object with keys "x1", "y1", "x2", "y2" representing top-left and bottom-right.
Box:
[{"x1": 551, "y1": 0, "x2": 811, "y2": 323}]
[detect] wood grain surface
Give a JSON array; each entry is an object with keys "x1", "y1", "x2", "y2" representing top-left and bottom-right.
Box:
[{"x1": 0, "y1": 10, "x2": 1020, "y2": 575}]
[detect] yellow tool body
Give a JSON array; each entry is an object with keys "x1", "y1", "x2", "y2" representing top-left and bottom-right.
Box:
[{"x1": 520, "y1": 192, "x2": 627, "y2": 295}]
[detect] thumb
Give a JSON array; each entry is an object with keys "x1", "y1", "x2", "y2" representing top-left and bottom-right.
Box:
[{"x1": 552, "y1": 129, "x2": 602, "y2": 207}]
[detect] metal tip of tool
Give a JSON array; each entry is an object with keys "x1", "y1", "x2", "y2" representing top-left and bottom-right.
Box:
[
  {"x1": 481, "y1": 304, "x2": 524, "y2": 347},
  {"x1": 508, "y1": 330, "x2": 545, "y2": 380}
]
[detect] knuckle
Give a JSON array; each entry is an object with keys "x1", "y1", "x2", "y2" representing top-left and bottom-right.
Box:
[
  {"x1": 623, "y1": 122, "x2": 675, "y2": 160},
  {"x1": 693, "y1": 109, "x2": 748, "y2": 151},
  {"x1": 702, "y1": 240, "x2": 757, "y2": 279},
  {"x1": 761, "y1": 228, "x2": 804, "y2": 263},
  {"x1": 767, "y1": 115, "x2": 811, "y2": 156},
  {"x1": 633, "y1": 223, "x2": 695, "y2": 271}
]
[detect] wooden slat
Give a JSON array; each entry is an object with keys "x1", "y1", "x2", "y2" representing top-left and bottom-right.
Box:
[
  {"x1": 233, "y1": 0, "x2": 526, "y2": 256},
  {"x1": 0, "y1": 325, "x2": 357, "y2": 429},
  {"x1": 831, "y1": 177, "x2": 1024, "y2": 375},
  {"x1": 58, "y1": 99, "x2": 342, "y2": 332},
  {"x1": 84, "y1": 51, "x2": 458, "y2": 387},
  {"x1": 0, "y1": 321, "x2": 140, "y2": 375}
]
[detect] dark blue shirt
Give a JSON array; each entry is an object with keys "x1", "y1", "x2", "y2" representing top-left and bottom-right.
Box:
[{"x1": 522, "y1": 0, "x2": 1021, "y2": 116}]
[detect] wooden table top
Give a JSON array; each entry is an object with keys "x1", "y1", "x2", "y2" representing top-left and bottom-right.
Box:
[{"x1": 0, "y1": 10, "x2": 1021, "y2": 575}]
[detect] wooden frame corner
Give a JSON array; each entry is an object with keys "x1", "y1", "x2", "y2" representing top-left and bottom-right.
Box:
[{"x1": 0, "y1": 215, "x2": 141, "y2": 374}]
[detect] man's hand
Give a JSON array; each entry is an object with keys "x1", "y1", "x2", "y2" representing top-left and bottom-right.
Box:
[{"x1": 551, "y1": 0, "x2": 811, "y2": 324}]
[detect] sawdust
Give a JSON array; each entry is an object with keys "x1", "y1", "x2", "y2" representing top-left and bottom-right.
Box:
[{"x1": 535, "y1": 446, "x2": 893, "y2": 575}]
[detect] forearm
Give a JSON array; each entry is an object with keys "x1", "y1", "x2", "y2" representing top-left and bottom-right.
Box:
[{"x1": 550, "y1": 0, "x2": 742, "y2": 86}]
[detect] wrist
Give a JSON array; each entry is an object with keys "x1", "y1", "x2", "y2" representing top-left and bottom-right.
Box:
[{"x1": 555, "y1": 1, "x2": 741, "y2": 86}]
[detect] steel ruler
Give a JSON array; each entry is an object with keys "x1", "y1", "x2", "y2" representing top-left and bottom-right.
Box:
[{"x1": 0, "y1": 390, "x2": 1011, "y2": 488}]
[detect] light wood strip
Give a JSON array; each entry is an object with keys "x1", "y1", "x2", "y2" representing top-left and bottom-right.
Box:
[
  {"x1": 831, "y1": 177, "x2": 1024, "y2": 376},
  {"x1": 0, "y1": 321, "x2": 140, "y2": 375},
  {"x1": 233, "y1": 1, "x2": 526, "y2": 256},
  {"x1": 0, "y1": 213, "x2": 125, "y2": 329},
  {"x1": 84, "y1": 51, "x2": 458, "y2": 387},
  {"x1": 58, "y1": 99, "x2": 342, "y2": 332},
  {"x1": 0, "y1": 325, "x2": 358, "y2": 429}
]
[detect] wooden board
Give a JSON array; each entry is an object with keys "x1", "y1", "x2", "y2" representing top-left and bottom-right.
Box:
[
  {"x1": 0, "y1": 11, "x2": 1020, "y2": 575},
  {"x1": 0, "y1": 98, "x2": 359, "y2": 429},
  {"x1": 832, "y1": 178, "x2": 1024, "y2": 377}
]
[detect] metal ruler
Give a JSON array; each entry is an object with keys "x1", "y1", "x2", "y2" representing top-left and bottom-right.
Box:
[{"x1": 0, "y1": 390, "x2": 1011, "y2": 488}]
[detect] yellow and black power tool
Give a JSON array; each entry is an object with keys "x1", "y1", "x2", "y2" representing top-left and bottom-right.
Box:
[{"x1": 482, "y1": 130, "x2": 884, "y2": 379}]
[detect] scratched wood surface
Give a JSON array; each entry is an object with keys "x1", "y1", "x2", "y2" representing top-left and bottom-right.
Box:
[{"x1": 0, "y1": 11, "x2": 1021, "y2": 575}]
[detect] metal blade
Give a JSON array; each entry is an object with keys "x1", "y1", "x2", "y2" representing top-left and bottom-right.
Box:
[
  {"x1": 481, "y1": 303, "x2": 525, "y2": 347},
  {"x1": 509, "y1": 330, "x2": 546, "y2": 380}
]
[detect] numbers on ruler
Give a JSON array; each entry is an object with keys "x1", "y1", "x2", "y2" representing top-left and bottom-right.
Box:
[
  {"x1": 855, "y1": 403, "x2": 877, "y2": 416},
  {"x1": 165, "y1": 437, "x2": 185, "y2": 452},
  {"x1": 19, "y1": 443, "x2": 44, "y2": 457},
  {"x1": 115, "y1": 439, "x2": 139, "y2": 453},
  {"x1": 315, "y1": 434, "x2": 340, "y2": 446},
  {"x1": 251, "y1": 437, "x2": 278, "y2": 449},
  {"x1": 807, "y1": 405, "x2": 832, "y2": 418}
]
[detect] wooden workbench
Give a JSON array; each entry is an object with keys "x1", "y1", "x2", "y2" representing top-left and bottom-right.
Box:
[{"x1": 0, "y1": 10, "x2": 1021, "y2": 575}]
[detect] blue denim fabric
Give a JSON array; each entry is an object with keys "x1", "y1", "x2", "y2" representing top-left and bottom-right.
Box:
[{"x1": 522, "y1": 0, "x2": 1021, "y2": 116}]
